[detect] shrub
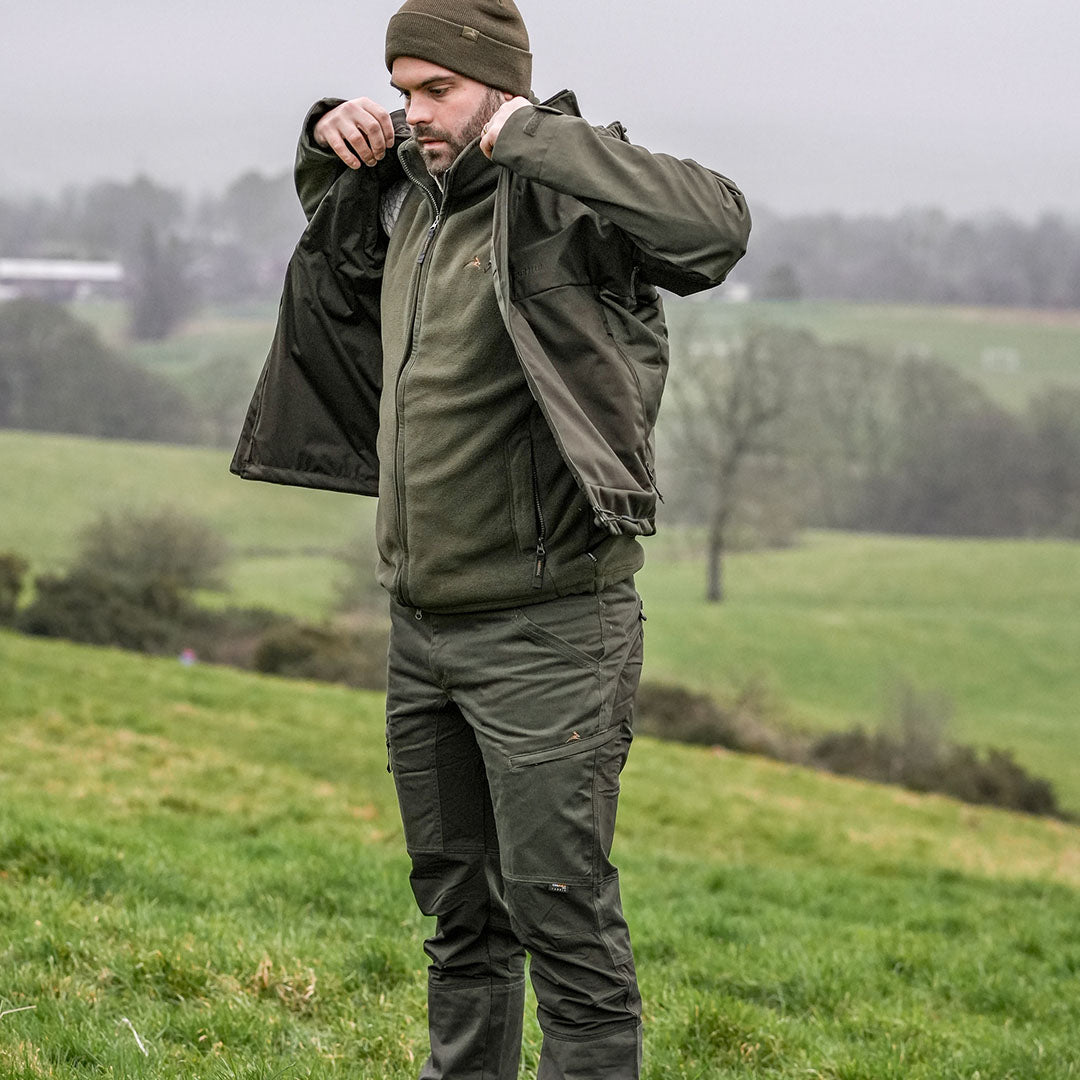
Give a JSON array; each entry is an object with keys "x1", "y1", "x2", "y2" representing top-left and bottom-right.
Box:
[
  {"x1": 0, "y1": 552, "x2": 28, "y2": 624},
  {"x1": 808, "y1": 727, "x2": 1063, "y2": 819},
  {"x1": 634, "y1": 681, "x2": 799, "y2": 761},
  {"x1": 18, "y1": 569, "x2": 187, "y2": 653},
  {"x1": 636, "y1": 679, "x2": 1065, "y2": 820},
  {"x1": 253, "y1": 622, "x2": 388, "y2": 690},
  {"x1": 74, "y1": 507, "x2": 230, "y2": 592},
  {"x1": 180, "y1": 605, "x2": 287, "y2": 669}
]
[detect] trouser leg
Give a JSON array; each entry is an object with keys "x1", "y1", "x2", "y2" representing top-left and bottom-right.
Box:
[
  {"x1": 387, "y1": 606, "x2": 526, "y2": 1080},
  {"x1": 448, "y1": 581, "x2": 646, "y2": 1080}
]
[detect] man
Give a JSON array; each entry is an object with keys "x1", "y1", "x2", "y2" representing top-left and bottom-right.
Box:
[{"x1": 232, "y1": 1, "x2": 749, "y2": 1075}]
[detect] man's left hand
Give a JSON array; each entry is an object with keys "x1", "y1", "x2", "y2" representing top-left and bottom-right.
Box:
[{"x1": 480, "y1": 97, "x2": 531, "y2": 159}]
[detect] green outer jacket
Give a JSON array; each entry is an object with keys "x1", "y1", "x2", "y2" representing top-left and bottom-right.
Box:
[{"x1": 230, "y1": 90, "x2": 750, "y2": 537}]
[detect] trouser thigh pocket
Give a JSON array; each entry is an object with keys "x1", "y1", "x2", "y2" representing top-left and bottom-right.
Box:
[{"x1": 494, "y1": 725, "x2": 626, "y2": 883}]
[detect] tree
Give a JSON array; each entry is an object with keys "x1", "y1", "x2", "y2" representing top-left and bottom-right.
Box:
[
  {"x1": 662, "y1": 324, "x2": 806, "y2": 602},
  {"x1": 1028, "y1": 385, "x2": 1080, "y2": 537},
  {"x1": 854, "y1": 357, "x2": 1035, "y2": 536},
  {"x1": 79, "y1": 175, "x2": 186, "y2": 261},
  {"x1": 795, "y1": 341, "x2": 893, "y2": 528},
  {"x1": 129, "y1": 225, "x2": 197, "y2": 341},
  {"x1": 0, "y1": 299, "x2": 199, "y2": 442},
  {"x1": 759, "y1": 262, "x2": 803, "y2": 300},
  {"x1": 74, "y1": 507, "x2": 231, "y2": 593}
]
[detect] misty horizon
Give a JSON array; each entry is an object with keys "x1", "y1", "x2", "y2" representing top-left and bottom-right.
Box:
[{"x1": 4, "y1": 0, "x2": 1079, "y2": 221}]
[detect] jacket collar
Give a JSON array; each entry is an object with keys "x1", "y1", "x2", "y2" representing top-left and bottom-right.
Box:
[{"x1": 397, "y1": 135, "x2": 498, "y2": 210}]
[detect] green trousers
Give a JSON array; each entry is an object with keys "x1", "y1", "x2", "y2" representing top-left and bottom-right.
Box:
[{"x1": 386, "y1": 579, "x2": 645, "y2": 1079}]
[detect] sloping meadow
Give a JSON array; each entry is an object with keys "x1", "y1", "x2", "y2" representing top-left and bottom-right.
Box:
[{"x1": 2, "y1": 630, "x2": 1079, "y2": 1079}]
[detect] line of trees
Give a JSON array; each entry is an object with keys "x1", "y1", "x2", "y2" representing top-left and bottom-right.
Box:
[
  {"x1": 5, "y1": 180, "x2": 1080, "y2": 315},
  {"x1": 738, "y1": 206, "x2": 1080, "y2": 308},
  {"x1": 0, "y1": 172, "x2": 303, "y2": 339}
]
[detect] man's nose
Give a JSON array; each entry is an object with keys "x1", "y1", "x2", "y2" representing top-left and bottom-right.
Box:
[{"x1": 405, "y1": 97, "x2": 431, "y2": 126}]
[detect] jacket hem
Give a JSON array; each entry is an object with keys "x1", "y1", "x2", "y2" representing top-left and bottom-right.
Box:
[{"x1": 232, "y1": 461, "x2": 378, "y2": 497}]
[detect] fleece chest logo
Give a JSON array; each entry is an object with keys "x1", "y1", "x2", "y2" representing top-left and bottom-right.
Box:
[{"x1": 464, "y1": 255, "x2": 493, "y2": 274}]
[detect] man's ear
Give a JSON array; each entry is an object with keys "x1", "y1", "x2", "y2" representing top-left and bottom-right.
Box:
[{"x1": 501, "y1": 91, "x2": 514, "y2": 102}]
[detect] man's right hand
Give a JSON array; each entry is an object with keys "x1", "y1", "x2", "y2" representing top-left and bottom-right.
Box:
[{"x1": 314, "y1": 98, "x2": 395, "y2": 169}]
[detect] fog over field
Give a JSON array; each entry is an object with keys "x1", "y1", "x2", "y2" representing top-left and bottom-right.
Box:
[{"x1": 4, "y1": 0, "x2": 1079, "y2": 217}]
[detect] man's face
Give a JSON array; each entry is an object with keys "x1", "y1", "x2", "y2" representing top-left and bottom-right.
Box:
[{"x1": 391, "y1": 57, "x2": 505, "y2": 177}]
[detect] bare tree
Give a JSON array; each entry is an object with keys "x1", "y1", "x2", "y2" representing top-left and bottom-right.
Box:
[{"x1": 663, "y1": 322, "x2": 805, "y2": 602}]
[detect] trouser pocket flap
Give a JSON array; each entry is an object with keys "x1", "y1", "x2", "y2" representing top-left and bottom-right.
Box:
[{"x1": 508, "y1": 724, "x2": 623, "y2": 769}]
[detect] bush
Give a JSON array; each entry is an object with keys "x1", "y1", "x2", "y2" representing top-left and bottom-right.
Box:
[
  {"x1": 808, "y1": 728, "x2": 1063, "y2": 818},
  {"x1": 18, "y1": 569, "x2": 187, "y2": 653},
  {"x1": 634, "y1": 681, "x2": 799, "y2": 761},
  {"x1": 180, "y1": 605, "x2": 287, "y2": 669},
  {"x1": 74, "y1": 507, "x2": 230, "y2": 592},
  {"x1": 253, "y1": 622, "x2": 388, "y2": 690},
  {"x1": 0, "y1": 552, "x2": 28, "y2": 624},
  {"x1": 636, "y1": 678, "x2": 1065, "y2": 820},
  {"x1": 14, "y1": 508, "x2": 235, "y2": 657}
]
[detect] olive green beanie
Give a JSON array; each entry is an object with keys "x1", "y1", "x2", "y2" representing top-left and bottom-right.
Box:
[{"x1": 385, "y1": 0, "x2": 532, "y2": 97}]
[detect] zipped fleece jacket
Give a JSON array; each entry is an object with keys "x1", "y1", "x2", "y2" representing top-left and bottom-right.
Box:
[{"x1": 231, "y1": 90, "x2": 751, "y2": 605}]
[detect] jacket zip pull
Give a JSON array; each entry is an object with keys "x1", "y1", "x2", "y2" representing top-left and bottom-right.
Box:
[
  {"x1": 533, "y1": 538, "x2": 547, "y2": 589},
  {"x1": 530, "y1": 437, "x2": 547, "y2": 589},
  {"x1": 417, "y1": 213, "x2": 441, "y2": 265},
  {"x1": 645, "y1": 457, "x2": 664, "y2": 502}
]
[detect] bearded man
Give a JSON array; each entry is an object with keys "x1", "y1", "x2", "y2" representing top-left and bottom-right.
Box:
[{"x1": 232, "y1": 2, "x2": 750, "y2": 1076}]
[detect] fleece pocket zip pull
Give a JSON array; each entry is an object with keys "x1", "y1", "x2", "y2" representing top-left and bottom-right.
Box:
[{"x1": 530, "y1": 439, "x2": 547, "y2": 589}]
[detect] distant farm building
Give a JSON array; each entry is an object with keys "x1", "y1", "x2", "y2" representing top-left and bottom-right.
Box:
[{"x1": 0, "y1": 258, "x2": 125, "y2": 302}]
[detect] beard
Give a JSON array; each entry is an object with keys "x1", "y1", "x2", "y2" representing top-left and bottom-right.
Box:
[{"x1": 413, "y1": 88, "x2": 504, "y2": 177}]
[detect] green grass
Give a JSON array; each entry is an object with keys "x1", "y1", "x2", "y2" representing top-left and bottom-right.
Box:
[
  {"x1": 3, "y1": 428, "x2": 1080, "y2": 810},
  {"x1": 637, "y1": 530, "x2": 1080, "y2": 810},
  {"x1": 3, "y1": 630, "x2": 1080, "y2": 1078},
  {"x1": 71, "y1": 298, "x2": 1080, "y2": 414},
  {"x1": 0, "y1": 428, "x2": 372, "y2": 613},
  {"x1": 666, "y1": 300, "x2": 1080, "y2": 409},
  {"x1": 71, "y1": 300, "x2": 277, "y2": 381}
]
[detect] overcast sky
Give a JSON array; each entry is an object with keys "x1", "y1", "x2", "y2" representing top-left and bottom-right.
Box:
[{"x1": 3, "y1": 0, "x2": 1078, "y2": 218}]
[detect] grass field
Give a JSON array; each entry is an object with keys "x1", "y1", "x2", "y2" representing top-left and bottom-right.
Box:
[
  {"x1": 0, "y1": 429, "x2": 370, "y2": 621},
  {"x1": 3, "y1": 427, "x2": 1079, "y2": 810},
  {"x1": 637, "y1": 531, "x2": 1080, "y2": 811},
  {"x1": 3, "y1": 629, "x2": 1080, "y2": 1078},
  {"x1": 666, "y1": 300, "x2": 1080, "y2": 409},
  {"x1": 70, "y1": 298, "x2": 1080, "y2": 414},
  {"x1": 72, "y1": 300, "x2": 276, "y2": 384}
]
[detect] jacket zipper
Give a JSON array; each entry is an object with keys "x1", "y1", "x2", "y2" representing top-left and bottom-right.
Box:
[
  {"x1": 529, "y1": 438, "x2": 547, "y2": 589},
  {"x1": 393, "y1": 149, "x2": 447, "y2": 605}
]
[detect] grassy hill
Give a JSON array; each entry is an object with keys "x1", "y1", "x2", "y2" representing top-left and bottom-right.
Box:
[
  {"x1": 665, "y1": 300, "x2": 1080, "y2": 409},
  {"x1": 70, "y1": 298, "x2": 1080, "y2": 414},
  {"x1": 2, "y1": 630, "x2": 1079, "y2": 1078},
  {"x1": 639, "y1": 531, "x2": 1080, "y2": 811},
  {"x1": 0, "y1": 428, "x2": 371, "y2": 621},
  {"x1": 3, "y1": 428, "x2": 1080, "y2": 810}
]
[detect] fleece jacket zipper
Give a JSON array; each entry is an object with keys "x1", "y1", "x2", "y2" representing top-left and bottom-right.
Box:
[{"x1": 392, "y1": 150, "x2": 446, "y2": 607}]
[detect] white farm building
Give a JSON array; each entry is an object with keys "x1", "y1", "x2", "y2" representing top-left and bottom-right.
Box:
[{"x1": 0, "y1": 257, "x2": 125, "y2": 302}]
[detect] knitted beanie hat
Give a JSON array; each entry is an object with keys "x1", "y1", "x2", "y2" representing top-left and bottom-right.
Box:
[{"x1": 385, "y1": 0, "x2": 532, "y2": 97}]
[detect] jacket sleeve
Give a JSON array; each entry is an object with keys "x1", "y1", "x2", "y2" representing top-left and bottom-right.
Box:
[
  {"x1": 293, "y1": 97, "x2": 350, "y2": 221},
  {"x1": 490, "y1": 105, "x2": 750, "y2": 296},
  {"x1": 294, "y1": 99, "x2": 412, "y2": 223}
]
